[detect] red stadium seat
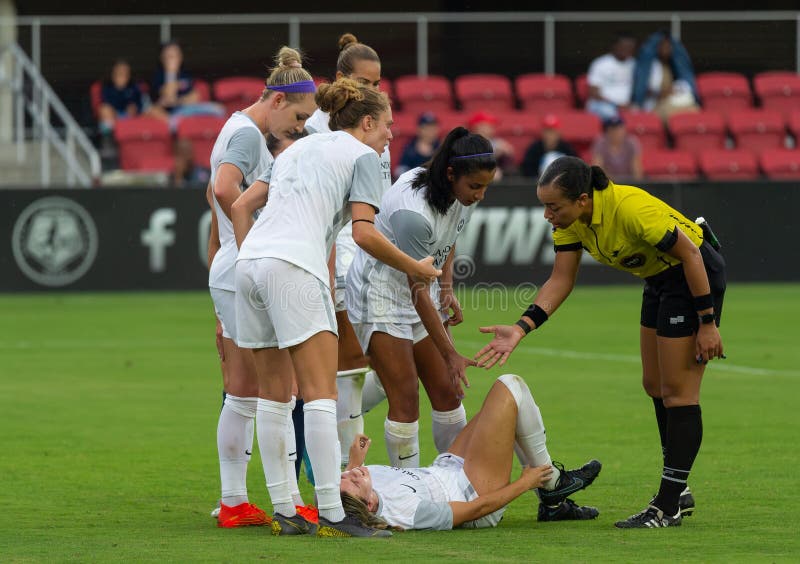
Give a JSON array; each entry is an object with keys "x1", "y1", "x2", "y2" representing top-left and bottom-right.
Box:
[
  {"x1": 574, "y1": 74, "x2": 589, "y2": 107},
  {"x1": 641, "y1": 150, "x2": 698, "y2": 181},
  {"x1": 727, "y1": 109, "x2": 786, "y2": 153},
  {"x1": 754, "y1": 71, "x2": 800, "y2": 119},
  {"x1": 495, "y1": 111, "x2": 543, "y2": 166},
  {"x1": 176, "y1": 116, "x2": 226, "y2": 169},
  {"x1": 379, "y1": 78, "x2": 394, "y2": 104},
  {"x1": 697, "y1": 72, "x2": 753, "y2": 116},
  {"x1": 454, "y1": 74, "x2": 514, "y2": 113},
  {"x1": 113, "y1": 116, "x2": 173, "y2": 171},
  {"x1": 515, "y1": 74, "x2": 574, "y2": 113},
  {"x1": 193, "y1": 79, "x2": 211, "y2": 103},
  {"x1": 789, "y1": 110, "x2": 800, "y2": 139},
  {"x1": 699, "y1": 149, "x2": 759, "y2": 180},
  {"x1": 388, "y1": 111, "x2": 418, "y2": 161},
  {"x1": 760, "y1": 148, "x2": 800, "y2": 180},
  {"x1": 554, "y1": 111, "x2": 602, "y2": 154},
  {"x1": 90, "y1": 80, "x2": 102, "y2": 117},
  {"x1": 668, "y1": 111, "x2": 727, "y2": 152},
  {"x1": 437, "y1": 111, "x2": 469, "y2": 135},
  {"x1": 620, "y1": 111, "x2": 666, "y2": 149},
  {"x1": 213, "y1": 77, "x2": 265, "y2": 115},
  {"x1": 394, "y1": 75, "x2": 453, "y2": 115}
]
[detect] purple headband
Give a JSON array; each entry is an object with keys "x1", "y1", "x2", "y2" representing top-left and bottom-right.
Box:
[
  {"x1": 266, "y1": 80, "x2": 317, "y2": 94},
  {"x1": 450, "y1": 152, "x2": 494, "y2": 161}
]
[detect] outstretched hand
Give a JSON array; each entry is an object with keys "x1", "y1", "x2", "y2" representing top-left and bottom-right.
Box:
[
  {"x1": 474, "y1": 324, "x2": 525, "y2": 369},
  {"x1": 446, "y1": 352, "x2": 477, "y2": 399}
]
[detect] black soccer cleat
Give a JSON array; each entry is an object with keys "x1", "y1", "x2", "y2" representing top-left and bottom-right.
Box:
[
  {"x1": 538, "y1": 498, "x2": 600, "y2": 522},
  {"x1": 317, "y1": 514, "x2": 392, "y2": 538},
  {"x1": 614, "y1": 505, "x2": 682, "y2": 529},
  {"x1": 537, "y1": 459, "x2": 602, "y2": 506},
  {"x1": 271, "y1": 512, "x2": 317, "y2": 536},
  {"x1": 649, "y1": 486, "x2": 696, "y2": 518}
]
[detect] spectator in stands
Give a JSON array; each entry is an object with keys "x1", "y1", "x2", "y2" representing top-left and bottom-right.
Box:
[
  {"x1": 586, "y1": 32, "x2": 637, "y2": 120},
  {"x1": 394, "y1": 111, "x2": 440, "y2": 178},
  {"x1": 632, "y1": 30, "x2": 699, "y2": 120},
  {"x1": 172, "y1": 137, "x2": 210, "y2": 187},
  {"x1": 521, "y1": 114, "x2": 578, "y2": 178},
  {"x1": 149, "y1": 40, "x2": 223, "y2": 124},
  {"x1": 468, "y1": 110, "x2": 515, "y2": 180},
  {"x1": 591, "y1": 116, "x2": 642, "y2": 182},
  {"x1": 97, "y1": 59, "x2": 144, "y2": 157}
]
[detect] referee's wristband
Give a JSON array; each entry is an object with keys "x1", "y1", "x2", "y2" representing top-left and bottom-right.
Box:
[
  {"x1": 518, "y1": 304, "x2": 549, "y2": 334},
  {"x1": 693, "y1": 293, "x2": 714, "y2": 312}
]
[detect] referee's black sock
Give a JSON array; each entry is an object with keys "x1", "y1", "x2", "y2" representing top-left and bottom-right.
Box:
[
  {"x1": 651, "y1": 396, "x2": 668, "y2": 461},
  {"x1": 653, "y1": 404, "x2": 703, "y2": 516}
]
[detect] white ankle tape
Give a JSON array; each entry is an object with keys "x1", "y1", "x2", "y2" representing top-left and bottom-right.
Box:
[
  {"x1": 337, "y1": 367, "x2": 370, "y2": 378},
  {"x1": 385, "y1": 418, "x2": 419, "y2": 438},
  {"x1": 431, "y1": 405, "x2": 466, "y2": 424},
  {"x1": 224, "y1": 395, "x2": 257, "y2": 418}
]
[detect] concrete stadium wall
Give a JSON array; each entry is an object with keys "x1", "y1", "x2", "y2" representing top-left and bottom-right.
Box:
[{"x1": 1, "y1": 181, "x2": 797, "y2": 292}]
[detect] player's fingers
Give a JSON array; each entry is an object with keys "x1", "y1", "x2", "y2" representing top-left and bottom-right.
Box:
[
  {"x1": 498, "y1": 352, "x2": 510, "y2": 367},
  {"x1": 474, "y1": 345, "x2": 493, "y2": 360},
  {"x1": 478, "y1": 326, "x2": 496, "y2": 334}
]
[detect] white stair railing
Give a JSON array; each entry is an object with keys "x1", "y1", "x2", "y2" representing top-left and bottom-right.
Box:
[{"x1": 0, "y1": 41, "x2": 100, "y2": 187}]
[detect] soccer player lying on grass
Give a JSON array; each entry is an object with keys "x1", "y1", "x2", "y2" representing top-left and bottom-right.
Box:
[{"x1": 338, "y1": 374, "x2": 602, "y2": 532}]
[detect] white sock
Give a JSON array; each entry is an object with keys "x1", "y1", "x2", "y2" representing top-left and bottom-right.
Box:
[
  {"x1": 256, "y1": 398, "x2": 296, "y2": 517},
  {"x1": 217, "y1": 395, "x2": 257, "y2": 506},
  {"x1": 385, "y1": 418, "x2": 420, "y2": 467},
  {"x1": 361, "y1": 370, "x2": 387, "y2": 414},
  {"x1": 497, "y1": 374, "x2": 559, "y2": 490},
  {"x1": 304, "y1": 399, "x2": 345, "y2": 522},
  {"x1": 285, "y1": 396, "x2": 303, "y2": 507},
  {"x1": 336, "y1": 369, "x2": 367, "y2": 466},
  {"x1": 431, "y1": 405, "x2": 467, "y2": 453}
]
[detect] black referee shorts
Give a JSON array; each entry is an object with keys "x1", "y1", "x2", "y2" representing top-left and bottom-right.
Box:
[{"x1": 640, "y1": 241, "x2": 726, "y2": 338}]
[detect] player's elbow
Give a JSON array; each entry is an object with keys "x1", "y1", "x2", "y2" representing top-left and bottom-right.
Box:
[{"x1": 351, "y1": 223, "x2": 373, "y2": 250}]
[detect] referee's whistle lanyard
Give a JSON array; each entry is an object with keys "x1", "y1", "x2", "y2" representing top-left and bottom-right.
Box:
[{"x1": 587, "y1": 225, "x2": 613, "y2": 263}]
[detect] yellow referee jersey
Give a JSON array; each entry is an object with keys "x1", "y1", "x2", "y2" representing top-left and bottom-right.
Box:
[{"x1": 552, "y1": 182, "x2": 703, "y2": 279}]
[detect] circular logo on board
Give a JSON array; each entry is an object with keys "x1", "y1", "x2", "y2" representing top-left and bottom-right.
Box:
[
  {"x1": 11, "y1": 197, "x2": 98, "y2": 287},
  {"x1": 620, "y1": 253, "x2": 646, "y2": 269}
]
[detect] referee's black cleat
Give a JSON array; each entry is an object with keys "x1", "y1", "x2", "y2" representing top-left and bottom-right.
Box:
[
  {"x1": 614, "y1": 505, "x2": 682, "y2": 528},
  {"x1": 649, "y1": 486, "x2": 696, "y2": 517},
  {"x1": 537, "y1": 459, "x2": 602, "y2": 506},
  {"x1": 538, "y1": 498, "x2": 600, "y2": 522},
  {"x1": 271, "y1": 512, "x2": 317, "y2": 536}
]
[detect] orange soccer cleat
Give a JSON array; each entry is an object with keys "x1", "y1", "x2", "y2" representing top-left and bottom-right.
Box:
[
  {"x1": 295, "y1": 504, "x2": 319, "y2": 524},
  {"x1": 216, "y1": 502, "x2": 271, "y2": 528}
]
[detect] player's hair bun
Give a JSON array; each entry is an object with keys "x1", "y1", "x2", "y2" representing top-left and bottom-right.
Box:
[
  {"x1": 315, "y1": 78, "x2": 365, "y2": 114},
  {"x1": 275, "y1": 46, "x2": 303, "y2": 69},
  {"x1": 338, "y1": 33, "x2": 359, "y2": 52}
]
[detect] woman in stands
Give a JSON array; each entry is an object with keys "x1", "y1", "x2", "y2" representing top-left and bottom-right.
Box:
[
  {"x1": 303, "y1": 33, "x2": 393, "y2": 469},
  {"x1": 475, "y1": 156, "x2": 726, "y2": 529},
  {"x1": 340, "y1": 374, "x2": 601, "y2": 531},
  {"x1": 206, "y1": 46, "x2": 316, "y2": 528},
  {"x1": 345, "y1": 127, "x2": 493, "y2": 468},
  {"x1": 233, "y1": 78, "x2": 440, "y2": 537}
]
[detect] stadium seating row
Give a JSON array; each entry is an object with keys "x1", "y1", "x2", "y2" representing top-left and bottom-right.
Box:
[
  {"x1": 113, "y1": 112, "x2": 800, "y2": 180},
  {"x1": 92, "y1": 71, "x2": 800, "y2": 119}
]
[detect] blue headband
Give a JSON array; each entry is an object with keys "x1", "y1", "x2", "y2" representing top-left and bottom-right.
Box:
[
  {"x1": 266, "y1": 80, "x2": 317, "y2": 94},
  {"x1": 450, "y1": 152, "x2": 494, "y2": 161}
]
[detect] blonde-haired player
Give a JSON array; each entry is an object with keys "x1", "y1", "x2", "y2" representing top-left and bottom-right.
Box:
[{"x1": 206, "y1": 46, "x2": 316, "y2": 528}]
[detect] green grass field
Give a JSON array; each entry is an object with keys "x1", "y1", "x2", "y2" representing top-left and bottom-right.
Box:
[{"x1": 1, "y1": 284, "x2": 799, "y2": 562}]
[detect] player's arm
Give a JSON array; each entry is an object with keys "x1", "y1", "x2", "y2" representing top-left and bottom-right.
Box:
[
  {"x1": 344, "y1": 434, "x2": 371, "y2": 471},
  {"x1": 231, "y1": 180, "x2": 268, "y2": 249},
  {"x1": 449, "y1": 465, "x2": 553, "y2": 527},
  {"x1": 664, "y1": 229, "x2": 723, "y2": 362},
  {"x1": 438, "y1": 246, "x2": 463, "y2": 325},
  {"x1": 475, "y1": 249, "x2": 581, "y2": 369},
  {"x1": 206, "y1": 182, "x2": 221, "y2": 269},
  {"x1": 351, "y1": 203, "x2": 440, "y2": 284}
]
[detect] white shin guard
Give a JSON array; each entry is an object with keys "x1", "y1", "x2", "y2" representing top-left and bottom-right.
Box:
[
  {"x1": 304, "y1": 399, "x2": 345, "y2": 522},
  {"x1": 384, "y1": 418, "x2": 420, "y2": 468},
  {"x1": 218, "y1": 395, "x2": 257, "y2": 506},
  {"x1": 336, "y1": 368, "x2": 368, "y2": 465},
  {"x1": 256, "y1": 398, "x2": 295, "y2": 517}
]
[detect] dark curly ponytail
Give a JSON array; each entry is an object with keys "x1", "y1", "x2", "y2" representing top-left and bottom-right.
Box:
[{"x1": 410, "y1": 126, "x2": 496, "y2": 215}]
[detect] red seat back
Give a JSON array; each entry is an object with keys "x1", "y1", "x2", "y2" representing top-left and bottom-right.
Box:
[
  {"x1": 515, "y1": 74, "x2": 574, "y2": 113},
  {"x1": 574, "y1": 74, "x2": 589, "y2": 107},
  {"x1": 213, "y1": 77, "x2": 265, "y2": 115},
  {"x1": 394, "y1": 75, "x2": 453, "y2": 115},
  {"x1": 620, "y1": 111, "x2": 666, "y2": 149},
  {"x1": 754, "y1": 72, "x2": 800, "y2": 119},
  {"x1": 113, "y1": 117, "x2": 172, "y2": 170},
  {"x1": 727, "y1": 109, "x2": 786, "y2": 153},
  {"x1": 697, "y1": 72, "x2": 753, "y2": 116},
  {"x1": 495, "y1": 111, "x2": 543, "y2": 165},
  {"x1": 699, "y1": 149, "x2": 759, "y2": 180},
  {"x1": 641, "y1": 149, "x2": 698, "y2": 181},
  {"x1": 176, "y1": 116, "x2": 226, "y2": 168},
  {"x1": 668, "y1": 111, "x2": 727, "y2": 152},
  {"x1": 554, "y1": 112, "x2": 602, "y2": 154},
  {"x1": 760, "y1": 148, "x2": 800, "y2": 180},
  {"x1": 193, "y1": 79, "x2": 211, "y2": 103},
  {"x1": 387, "y1": 112, "x2": 419, "y2": 161},
  {"x1": 454, "y1": 74, "x2": 514, "y2": 113}
]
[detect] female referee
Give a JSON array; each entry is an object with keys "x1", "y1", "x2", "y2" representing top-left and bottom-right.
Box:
[
  {"x1": 475, "y1": 156, "x2": 725, "y2": 528},
  {"x1": 304, "y1": 33, "x2": 392, "y2": 466},
  {"x1": 206, "y1": 46, "x2": 316, "y2": 528},
  {"x1": 233, "y1": 78, "x2": 440, "y2": 537},
  {"x1": 346, "y1": 127, "x2": 495, "y2": 467},
  {"x1": 338, "y1": 374, "x2": 602, "y2": 531}
]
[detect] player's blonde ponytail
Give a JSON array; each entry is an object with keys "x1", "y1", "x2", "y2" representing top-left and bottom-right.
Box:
[
  {"x1": 261, "y1": 46, "x2": 313, "y2": 103},
  {"x1": 340, "y1": 493, "x2": 403, "y2": 532}
]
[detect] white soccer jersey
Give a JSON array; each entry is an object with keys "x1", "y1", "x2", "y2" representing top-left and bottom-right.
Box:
[
  {"x1": 346, "y1": 167, "x2": 475, "y2": 324},
  {"x1": 208, "y1": 112, "x2": 273, "y2": 291},
  {"x1": 306, "y1": 108, "x2": 392, "y2": 287},
  {"x1": 367, "y1": 465, "x2": 453, "y2": 531},
  {"x1": 236, "y1": 131, "x2": 383, "y2": 287}
]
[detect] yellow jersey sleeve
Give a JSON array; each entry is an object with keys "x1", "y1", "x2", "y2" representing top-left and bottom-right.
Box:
[{"x1": 552, "y1": 225, "x2": 583, "y2": 252}]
